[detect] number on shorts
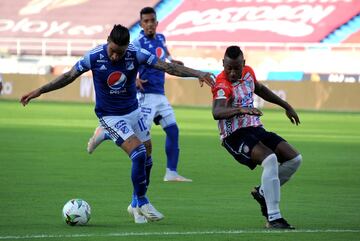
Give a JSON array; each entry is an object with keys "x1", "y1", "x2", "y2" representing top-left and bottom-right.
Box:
[{"x1": 138, "y1": 117, "x2": 147, "y2": 131}]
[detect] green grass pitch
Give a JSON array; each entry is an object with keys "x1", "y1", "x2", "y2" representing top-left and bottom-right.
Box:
[{"x1": 0, "y1": 100, "x2": 359, "y2": 241}]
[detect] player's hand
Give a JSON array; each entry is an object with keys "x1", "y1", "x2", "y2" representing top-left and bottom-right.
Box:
[
  {"x1": 285, "y1": 107, "x2": 300, "y2": 125},
  {"x1": 198, "y1": 72, "x2": 215, "y2": 87},
  {"x1": 20, "y1": 89, "x2": 41, "y2": 106},
  {"x1": 171, "y1": 59, "x2": 184, "y2": 65},
  {"x1": 136, "y1": 78, "x2": 148, "y2": 92},
  {"x1": 240, "y1": 107, "x2": 263, "y2": 116}
]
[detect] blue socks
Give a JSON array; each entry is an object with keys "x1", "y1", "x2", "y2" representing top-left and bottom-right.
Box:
[
  {"x1": 131, "y1": 155, "x2": 153, "y2": 207},
  {"x1": 164, "y1": 124, "x2": 179, "y2": 171},
  {"x1": 145, "y1": 156, "x2": 153, "y2": 186},
  {"x1": 129, "y1": 144, "x2": 148, "y2": 206}
]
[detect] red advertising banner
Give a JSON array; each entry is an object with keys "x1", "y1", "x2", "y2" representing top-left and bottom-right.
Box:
[
  {"x1": 0, "y1": 0, "x2": 159, "y2": 39},
  {"x1": 158, "y1": 0, "x2": 360, "y2": 42}
]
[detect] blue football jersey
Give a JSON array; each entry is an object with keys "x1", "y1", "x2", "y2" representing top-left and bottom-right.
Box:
[
  {"x1": 75, "y1": 43, "x2": 157, "y2": 117},
  {"x1": 132, "y1": 30, "x2": 168, "y2": 95}
]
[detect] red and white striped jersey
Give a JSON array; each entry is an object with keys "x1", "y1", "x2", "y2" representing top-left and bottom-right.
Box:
[{"x1": 212, "y1": 65, "x2": 263, "y2": 140}]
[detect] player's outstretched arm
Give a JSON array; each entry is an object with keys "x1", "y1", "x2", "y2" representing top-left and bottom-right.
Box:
[
  {"x1": 212, "y1": 99, "x2": 262, "y2": 120},
  {"x1": 254, "y1": 82, "x2": 300, "y2": 125},
  {"x1": 153, "y1": 59, "x2": 215, "y2": 87},
  {"x1": 20, "y1": 66, "x2": 82, "y2": 106}
]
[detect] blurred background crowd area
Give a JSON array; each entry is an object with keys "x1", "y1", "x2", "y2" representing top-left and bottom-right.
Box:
[{"x1": 1, "y1": 0, "x2": 359, "y2": 110}]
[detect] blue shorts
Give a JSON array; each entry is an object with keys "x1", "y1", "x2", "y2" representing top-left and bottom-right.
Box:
[{"x1": 222, "y1": 126, "x2": 285, "y2": 170}]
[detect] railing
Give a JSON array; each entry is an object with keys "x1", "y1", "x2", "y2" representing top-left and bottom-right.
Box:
[
  {"x1": 0, "y1": 37, "x2": 360, "y2": 57},
  {"x1": 0, "y1": 38, "x2": 103, "y2": 56},
  {"x1": 166, "y1": 41, "x2": 360, "y2": 52}
]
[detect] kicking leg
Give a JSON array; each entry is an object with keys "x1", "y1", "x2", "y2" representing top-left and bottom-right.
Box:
[{"x1": 87, "y1": 126, "x2": 111, "y2": 154}]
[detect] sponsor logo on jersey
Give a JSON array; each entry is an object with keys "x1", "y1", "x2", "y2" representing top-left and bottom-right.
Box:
[
  {"x1": 107, "y1": 71, "x2": 127, "y2": 90},
  {"x1": 156, "y1": 47, "x2": 165, "y2": 59},
  {"x1": 141, "y1": 107, "x2": 152, "y2": 114},
  {"x1": 125, "y1": 51, "x2": 134, "y2": 62},
  {"x1": 97, "y1": 53, "x2": 107, "y2": 63},
  {"x1": 100, "y1": 65, "x2": 107, "y2": 70}
]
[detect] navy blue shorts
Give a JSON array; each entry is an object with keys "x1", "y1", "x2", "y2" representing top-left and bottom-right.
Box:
[{"x1": 222, "y1": 126, "x2": 285, "y2": 170}]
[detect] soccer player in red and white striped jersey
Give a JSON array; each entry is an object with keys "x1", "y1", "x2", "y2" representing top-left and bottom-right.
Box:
[{"x1": 212, "y1": 46, "x2": 302, "y2": 229}]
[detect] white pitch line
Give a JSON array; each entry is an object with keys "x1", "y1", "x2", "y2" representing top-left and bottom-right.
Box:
[{"x1": 0, "y1": 229, "x2": 359, "y2": 240}]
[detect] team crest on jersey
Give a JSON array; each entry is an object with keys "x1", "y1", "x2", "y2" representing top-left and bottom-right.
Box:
[
  {"x1": 217, "y1": 89, "x2": 225, "y2": 98},
  {"x1": 126, "y1": 61, "x2": 134, "y2": 70},
  {"x1": 107, "y1": 71, "x2": 127, "y2": 90},
  {"x1": 155, "y1": 47, "x2": 165, "y2": 59}
]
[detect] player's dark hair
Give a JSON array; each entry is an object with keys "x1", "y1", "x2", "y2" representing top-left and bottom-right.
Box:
[
  {"x1": 108, "y1": 24, "x2": 130, "y2": 46},
  {"x1": 225, "y1": 46, "x2": 243, "y2": 59},
  {"x1": 140, "y1": 7, "x2": 156, "y2": 19}
]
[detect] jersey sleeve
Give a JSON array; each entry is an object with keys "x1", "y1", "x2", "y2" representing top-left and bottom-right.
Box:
[
  {"x1": 131, "y1": 37, "x2": 141, "y2": 48},
  {"x1": 136, "y1": 47, "x2": 158, "y2": 66},
  {"x1": 74, "y1": 51, "x2": 91, "y2": 73},
  {"x1": 212, "y1": 77, "x2": 232, "y2": 101}
]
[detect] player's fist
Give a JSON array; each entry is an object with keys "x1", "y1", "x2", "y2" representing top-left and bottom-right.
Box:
[
  {"x1": 20, "y1": 89, "x2": 41, "y2": 106},
  {"x1": 198, "y1": 72, "x2": 215, "y2": 87}
]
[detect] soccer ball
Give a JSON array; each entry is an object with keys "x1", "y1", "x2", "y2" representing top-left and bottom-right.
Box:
[{"x1": 62, "y1": 199, "x2": 91, "y2": 226}]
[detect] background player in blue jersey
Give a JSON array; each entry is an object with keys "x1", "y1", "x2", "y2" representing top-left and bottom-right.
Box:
[
  {"x1": 20, "y1": 25, "x2": 214, "y2": 224},
  {"x1": 87, "y1": 7, "x2": 199, "y2": 182}
]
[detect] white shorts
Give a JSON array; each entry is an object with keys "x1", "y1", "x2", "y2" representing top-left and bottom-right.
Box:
[
  {"x1": 137, "y1": 93, "x2": 176, "y2": 130},
  {"x1": 99, "y1": 108, "x2": 150, "y2": 146}
]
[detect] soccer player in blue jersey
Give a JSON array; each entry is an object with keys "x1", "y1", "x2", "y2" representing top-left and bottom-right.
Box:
[
  {"x1": 87, "y1": 7, "x2": 198, "y2": 182},
  {"x1": 20, "y1": 24, "x2": 214, "y2": 224}
]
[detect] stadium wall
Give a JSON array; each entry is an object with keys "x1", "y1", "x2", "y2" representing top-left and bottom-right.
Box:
[{"x1": 1, "y1": 74, "x2": 360, "y2": 112}]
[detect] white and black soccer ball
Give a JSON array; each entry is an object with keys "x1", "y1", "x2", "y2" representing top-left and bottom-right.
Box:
[{"x1": 62, "y1": 199, "x2": 91, "y2": 226}]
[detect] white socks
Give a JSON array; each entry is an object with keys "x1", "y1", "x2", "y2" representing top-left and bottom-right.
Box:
[
  {"x1": 279, "y1": 154, "x2": 302, "y2": 186},
  {"x1": 259, "y1": 154, "x2": 302, "y2": 221},
  {"x1": 261, "y1": 153, "x2": 281, "y2": 221}
]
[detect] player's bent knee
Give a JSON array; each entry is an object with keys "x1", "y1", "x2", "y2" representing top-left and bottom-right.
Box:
[
  {"x1": 288, "y1": 154, "x2": 302, "y2": 171},
  {"x1": 261, "y1": 154, "x2": 278, "y2": 174},
  {"x1": 143, "y1": 140, "x2": 152, "y2": 156},
  {"x1": 121, "y1": 135, "x2": 143, "y2": 155}
]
